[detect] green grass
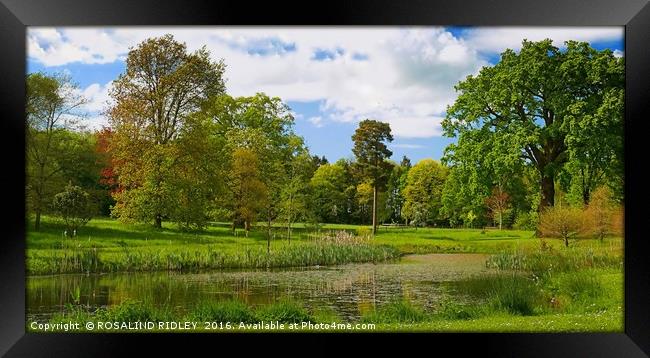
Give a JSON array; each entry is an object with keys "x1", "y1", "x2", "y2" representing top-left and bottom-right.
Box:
[
  {"x1": 360, "y1": 300, "x2": 428, "y2": 323},
  {"x1": 27, "y1": 216, "x2": 622, "y2": 274}
]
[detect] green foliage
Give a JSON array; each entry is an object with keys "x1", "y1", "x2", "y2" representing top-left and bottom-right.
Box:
[
  {"x1": 52, "y1": 183, "x2": 93, "y2": 235},
  {"x1": 513, "y1": 211, "x2": 539, "y2": 231},
  {"x1": 26, "y1": 72, "x2": 89, "y2": 231},
  {"x1": 309, "y1": 163, "x2": 348, "y2": 223},
  {"x1": 108, "y1": 34, "x2": 226, "y2": 229},
  {"x1": 352, "y1": 119, "x2": 394, "y2": 233},
  {"x1": 351, "y1": 120, "x2": 394, "y2": 187},
  {"x1": 442, "y1": 39, "x2": 623, "y2": 213},
  {"x1": 401, "y1": 159, "x2": 448, "y2": 226}
]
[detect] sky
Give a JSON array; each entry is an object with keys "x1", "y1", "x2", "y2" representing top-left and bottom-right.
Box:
[{"x1": 26, "y1": 26, "x2": 624, "y2": 164}]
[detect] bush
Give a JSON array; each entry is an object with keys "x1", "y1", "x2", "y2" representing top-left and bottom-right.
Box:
[
  {"x1": 584, "y1": 186, "x2": 620, "y2": 241},
  {"x1": 52, "y1": 183, "x2": 93, "y2": 236},
  {"x1": 538, "y1": 206, "x2": 587, "y2": 247}
]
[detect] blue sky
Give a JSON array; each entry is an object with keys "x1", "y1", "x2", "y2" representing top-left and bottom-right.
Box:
[{"x1": 27, "y1": 27, "x2": 623, "y2": 164}]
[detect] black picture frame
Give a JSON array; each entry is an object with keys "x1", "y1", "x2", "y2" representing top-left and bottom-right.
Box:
[{"x1": 1, "y1": 0, "x2": 648, "y2": 356}]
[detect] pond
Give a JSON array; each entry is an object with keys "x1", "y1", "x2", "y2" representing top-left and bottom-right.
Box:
[{"x1": 27, "y1": 253, "x2": 490, "y2": 323}]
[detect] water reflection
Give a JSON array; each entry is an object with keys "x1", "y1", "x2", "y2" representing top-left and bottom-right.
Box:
[{"x1": 27, "y1": 254, "x2": 488, "y2": 322}]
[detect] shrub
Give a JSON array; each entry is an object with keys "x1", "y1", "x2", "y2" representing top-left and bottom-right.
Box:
[
  {"x1": 584, "y1": 186, "x2": 620, "y2": 241},
  {"x1": 52, "y1": 183, "x2": 93, "y2": 237},
  {"x1": 538, "y1": 205, "x2": 587, "y2": 247}
]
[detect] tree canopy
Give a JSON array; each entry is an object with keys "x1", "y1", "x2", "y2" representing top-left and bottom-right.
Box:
[{"x1": 442, "y1": 39, "x2": 623, "y2": 215}]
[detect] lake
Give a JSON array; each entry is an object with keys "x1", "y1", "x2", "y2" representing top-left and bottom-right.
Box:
[{"x1": 27, "y1": 253, "x2": 490, "y2": 323}]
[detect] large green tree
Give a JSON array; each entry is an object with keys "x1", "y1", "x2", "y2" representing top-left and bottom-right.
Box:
[
  {"x1": 26, "y1": 72, "x2": 87, "y2": 230},
  {"x1": 279, "y1": 142, "x2": 314, "y2": 244},
  {"x1": 402, "y1": 159, "x2": 448, "y2": 226},
  {"x1": 351, "y1": 120, "x2": 394, "y2": 234},
  {"x1": 442, "y1": 39, "x2": 623, "y2": 214},
  {"x1": 309, "y1": 163, "x2": 348, "y2": 224},
  {"x1": 108, "y1": 34, "x2": 226, "y2": 228}
]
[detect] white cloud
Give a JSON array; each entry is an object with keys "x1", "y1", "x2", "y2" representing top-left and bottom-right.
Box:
[
  {"x1": 308, "y1": 116, "x2": 324, "y2": 128},
  {"x1": 392, "y1": 143, "x2": 425, "y2": 149},
  {"x1": 461, "y1": 27, "x2": 623, "y2": 54},
  {"x1": 27, "y1": 26, "x2": 623, "y2": 138},
  {"x1": 78, "y1": 81, "x2": 113, "y2": 112},
  {"x1": 613, "y1": 49, "x2": 624, "y2": 58}
]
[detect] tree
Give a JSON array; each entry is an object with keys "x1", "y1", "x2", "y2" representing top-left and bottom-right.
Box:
[
  {"x1": 26, "y1": 72, "x2": 87, "y2": 230},
  {"x1": 52, "y1": 183, "x2": 93, "y2": 236},
  {"x1": 401, "y1": 159, "x2": 448, "y2": 227},
  {"x1": 310, "y1": 163, "x2": 348, "y2": 223},
  {"x1": 384, "y1": 161, "x2": 409, "y2": 223},
  {"x1": 400, "y1": 155, "x2": 412, "y2": 170},
  {"x1": 196, "y1": 93, "x2": 298, "y2": 247},
  {"x1": 108, "y1": 34, "x2": 226, "y2": 228},
  {"x1": 95, "y1": 128, "x2": 119, "y2": 216},
  {"x1": 485, "y1": 186, "x2": 511, "y2": 230},
  {"x1": 355, "y1": 181, "x2": 374, "y2": 224},
  {"x1": 352, "y1": 120, "x2": 394, "y2": 235},
  {"x1": 538, "y1": 205, "x2": 586, "y2": 247},
  {"x1": 443, "y1": 40, "x2": 624, "y2": 214},
  {"x1": 279, "y1": 146, "x2": 314, "y2": 244},
  {"x1": 224, "y1": 148, "x2": 268, "y2": 236},
  {"x1": 584, "y1": 186, "x2": 617, "y2": 241}
]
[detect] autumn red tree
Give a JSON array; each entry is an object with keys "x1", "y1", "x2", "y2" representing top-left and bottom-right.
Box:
[{"x1": 95, "y1": 127, "x2": 119, "y2": 215}]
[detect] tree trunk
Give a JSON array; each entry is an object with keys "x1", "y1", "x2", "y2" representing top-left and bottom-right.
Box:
[
  {"x1": 499, "y1": 211, "x2": 502, "y2": 230},
  {"x1": 34, "y1": 210, "x2": 41, "y2": 231},
  {"x1": 287, "y1": 223, "x2": 291, "y2": 245},
  {"x1": 539, "y1": 175, "x2": 555, "y2": 212},
  {"x1": 372, "y1": 185, "x2": 377, "y2": 236},
  {"x1": 267, "y1": 216, "x2": 272, "y2": 254},
  {"x1": 563, "y1": 235, "x2": 569, "y2": 247},
  {"x1": 154, "y1": 214, "x2": 162, "y2": 229},
  {"x1": 582, "y1": 188, "x2": 590, "y2": 206}
]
